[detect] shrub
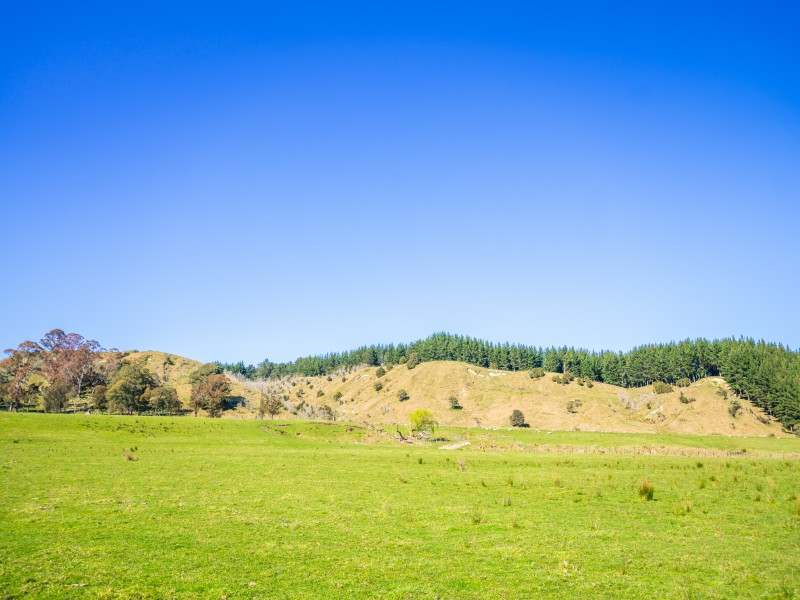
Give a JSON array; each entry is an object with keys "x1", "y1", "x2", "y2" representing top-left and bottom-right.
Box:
[
  {"x1": 316, "y1": 390, "x2": 324, "y2": 397},
  {"x1": 566, "y1": 399, "x2": 582, "y2": 413},
  {"x1": 653, "y1": 381, "x2": 673, "y2": 394},
  {"x1": 397, "y1": 389, "x2": 409, "y2": 402},
  {"x1": 529, "y1": 367, "x2": 545, "y2": 379},
  {"x1": 638, "y1": 479, "x2": 654, "y2": 501},
  {"x1": 576, "y1": 377, "x2": 584, "y2": 386},
  {"x1": 510, "y1": 409, "x2": 526, "y2": 427},
  {"x1": 728, "y1": 399, "x2": 742, "y2": 418},
  {"x1": 374, "y1": 382, "x2": 383, "y2": 392},
  {"x1": 375, "y1": 367, "x2": 386, "y2": 378},
  {"x1": 676, "y1": 377, "x2": 691, "y2": 388},
  {"x1": 716, "y1": 387, "x2": 729, "y2": 399},
  {"x1": 448, "y1": 395, "x2": 462, "y2": 410},
  {"x1": 679, "y1": 392, "x2": 695, "y2": 404},
  {"x1": 406, "y1": 352, "x2": 421, "y2": 370},
  {"x1": 332, "y1": 391, "x2": 342, "y2": 402},
  {"x1": 409, "y1": 409, "x2": 437, "y2": 433},
  {"x1": 586, "y1": 380, "x2": 594, "y2": 388}
]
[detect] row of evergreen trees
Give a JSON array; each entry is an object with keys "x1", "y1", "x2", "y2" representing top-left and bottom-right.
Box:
[{"x1": 219, "y1": 333, "x2": 800, "y2": 430}]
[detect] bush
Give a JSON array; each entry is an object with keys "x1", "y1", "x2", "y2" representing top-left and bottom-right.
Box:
[
  {"x1": 679, "y1": 391, "x2": 695, "y2": 404},
  {"x1": 676, "y1": 377, "x2": 691, "y2": 388},
  {"x1": 586, "y1": 380, "x2": 593, "y2": 388},
  {"x1": 316, "y1": 390, "x2": 324, "y2": 397},
  {"x1": 397, "y1": 389, "x2": 409, "y2": 402},
  {"x1": 510, "y1": 409, "x2": 526, "y2": 427},
  {"x1": 409, "y1": 409, "x2": 437, "y2": 433},
  {"x1": 406, "y1": 352, "x2": 421, "y2": 370},
  {"x1": 448, "y1": 396, "x2": 462, "y2": 410},
  {"x1": 566, "y1": 399, "x2": 582, "y2": 413},
  {"x1": 374, "y1": 382, "x2": 383, "y2": 392},
  {"x1": 332, "y1": 391, "x2": 343, "y2": 402},
  {"x1": 716, "y1": 387, "x2": 729, "y2": 399},
  {"x1": 375, "y1": 366, "x2": 386, "y2": 378},
  {"x1": 653, "y1": 381, "x2": 673, "y2": 394},
  {"x1": 728, "y1": 399, "x2": 742, "y2": 418},
  {"x1": 638, "y1": 479, "x2": 654, "y2": 501},
  {"x1": 529, "y1": 367, "x2": 545, "y2": 379}
]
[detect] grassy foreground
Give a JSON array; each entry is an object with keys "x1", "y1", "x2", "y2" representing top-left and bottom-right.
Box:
[{"x1": 1, "y1": 414, "x2": 799, "y2": 599}]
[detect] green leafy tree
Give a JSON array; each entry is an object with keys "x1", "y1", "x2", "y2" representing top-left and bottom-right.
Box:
[
  {"x1": 150, "y1": 386, "x2": 180, "y2": 415},
  {"x1": 106, "y1": 361, "x2": 158, "y2": 415},
  {"x1": 409, "y1": 409, "x2": 437, "y2": 433}
]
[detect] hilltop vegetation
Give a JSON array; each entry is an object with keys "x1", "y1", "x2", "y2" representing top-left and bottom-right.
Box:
[{"x1": 220, "y1": 332, "x2": 800, "y2": 431}]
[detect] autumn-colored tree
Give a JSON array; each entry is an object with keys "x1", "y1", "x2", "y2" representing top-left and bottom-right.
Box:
[
  {"x1": 2, "y1": 340, "x2": 44, "y2": 411},
  {"x1": 190, "y1": 374, "x2": 231, "y2": 417}
]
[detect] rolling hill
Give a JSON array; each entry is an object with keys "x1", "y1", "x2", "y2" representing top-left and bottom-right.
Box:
[{"x1": 270, "y1": 361, "x2": 784, "y2": 436}]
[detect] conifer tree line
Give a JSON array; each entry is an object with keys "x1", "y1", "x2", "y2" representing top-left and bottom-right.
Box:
[
  {"x1": 219, "y1": 332, "x2": 800, "y2": 430},
  {"x1": 0, "y1": 330, "x2": 228, "y2": 417}
]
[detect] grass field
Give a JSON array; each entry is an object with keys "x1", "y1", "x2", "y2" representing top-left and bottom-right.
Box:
[{"x1": 1, "y1": 414, "x2": 799, "y2": 598}]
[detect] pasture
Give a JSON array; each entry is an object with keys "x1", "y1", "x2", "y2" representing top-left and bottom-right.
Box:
[{"x1": 1, "y1": 414, "x2": 799, "y2": 598}]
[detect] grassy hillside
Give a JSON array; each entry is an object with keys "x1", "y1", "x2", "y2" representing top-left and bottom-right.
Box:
[
  {"x1": 1, "y1": 413, "x2": 798, "y2": 598},
  {"x1": 123, "y1": 350, "x2": 261, "y2": 410},
  {"x1": 263, "y1": 361, "x2": 786, "y2": 436}
]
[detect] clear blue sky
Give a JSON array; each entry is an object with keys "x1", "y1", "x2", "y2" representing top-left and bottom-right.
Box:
[{"x1": 2, "y1": 2, "x2": 798, "y2": 363}]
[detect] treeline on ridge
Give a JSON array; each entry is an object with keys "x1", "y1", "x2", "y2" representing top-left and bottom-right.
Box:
[{"x1": 219, "y1": 333, "x2": 800, "y2": 430}]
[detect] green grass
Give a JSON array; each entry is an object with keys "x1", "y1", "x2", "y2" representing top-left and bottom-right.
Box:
[{"x1": 1, "y1": 414, "x2": 799, "y2": 599}]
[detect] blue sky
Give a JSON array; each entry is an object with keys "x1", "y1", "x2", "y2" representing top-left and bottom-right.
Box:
[{"x1": 1, "y1": 2, "x2": 798, "y2": 363}]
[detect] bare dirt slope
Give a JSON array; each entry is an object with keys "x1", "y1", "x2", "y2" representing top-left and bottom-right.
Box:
[{"x1": 284, "y1": 361, "x2": 785, "y2": 436}]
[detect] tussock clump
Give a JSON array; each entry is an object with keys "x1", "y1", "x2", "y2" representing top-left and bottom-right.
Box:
[{"x1": 638, "y1": 479, "x2": 655, "y2": 501}]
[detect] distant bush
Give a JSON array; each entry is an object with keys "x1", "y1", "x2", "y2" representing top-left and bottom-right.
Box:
[
  {"x1": 728, "y1": 399, "x2": 742, "y2": 418},
  {"x1": 317, "y1": 404, "x2": 335, "y2": 421},
  {"x1": 653, "y1": 381, "x2": 673, "y2": 394},
  {"x1": 397, "y1": 389, "x2": 409, "y2": 402},
  {"x1": 638, "y1": 479, "x2": 655, "y2": 501},
  {"x1": 576, "y1": 377, "x2": 584, "y2": 386},
  {"x1": 398, "y1": 356, "x2": 407, "y2": 365},
  {"x1": 332, "y1": 391, "x2": 343, "y2": 402},
  {"x1": 679, "y1": 392, "x2": 695, "y2": 404},
  {"x1": 676, "y1": 378, "x2": 691, "y2": 388},
  {"x1": 552, "y1": 372, "x2": 574, "y2": 385},
  {"x1": 566, "y1": 399, "x2": 582, "y2": 413},
  {"x1": 406, "y1": 353, "x2": 421, "y2": 370},
  {"x1": 586, "y1": 380, "x2": 594, "y2": 388},
  {"x1": 448, "y1": 396, "x2": 462, "y2": 410},
  {"x1": 716, "y1": 387, "x2": 729, "y2": 400},
  {"x1": 375, "y1": 367, "x2": 386, "y2": 378},
  {"x1": 374, "y1": 382, "x2": 383, "y2": 392},
  {"x1": 510, "y1": 409, "x2": 526, "y2": 427},
  {"x1": 316, "y1": 390, "x2": 324, "y2": 397},
  {"x1": 326, "y1": 376, "x2": 332, "y2": 382},
  {"x1": 529, "y1": 367, "x2": 545, "y2": 379}
]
